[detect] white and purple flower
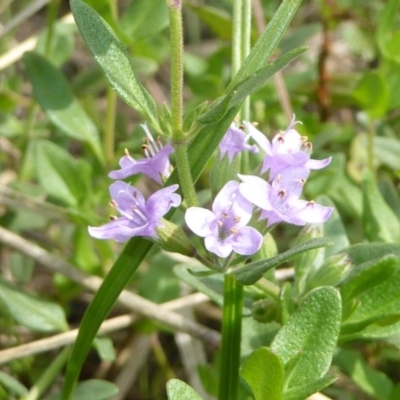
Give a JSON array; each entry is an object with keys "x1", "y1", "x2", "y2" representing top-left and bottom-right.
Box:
[
  {"x1": 239, "y1": 170, "x2": 333, "y2": 227},
  {"x1": 185, "y1": 181, "x2": 263, "y2": 258},
  {"x1": 109, "y1": 124, "x2": 173, "y2": 184},
  {"x1": 244, "y1": 118, "x2": 331, "y2": 180},
  {"x1": 89, "y1": 181, "x2": 181, "y2": 242},
  {"x1": 219, "y1": 123, "x2": 259, "y2": 162}
]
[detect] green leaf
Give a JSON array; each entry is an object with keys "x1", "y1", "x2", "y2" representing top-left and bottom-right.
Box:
[
  {"x1": 229, "y1": 0, "x2": 302, "y2": 89},
  {"x1": 174, "y1": 265, "x2": 223, "y2": 307},
  {"x1": 35, "y1": 140, "x2": 91, "y2": 208},
  {"x1": 229, "y1": 47, "x2": 307, "y2": 108},
  {"x1": 341, "y1": 267, "x2": 400, "y2": 337},
  {"x1": 352, "y1": 71, "x2": 390, "y2": 119},
  {"x1": 346, "y1": 242, "x2": 400, "y2": 265},
  {"x1": 271, "y1": 287, "x2": 341, "y2": 389},
  {"x1": 240, "y1": 347, "x2": 284, "y2": 400},
  {"x1": 23, "y1": 52, "x2": 103, "y2": 163},
  {"x1": 340, "y1": 254, "x2": 398, "y2": 307},
  {"x1": 377, "y1": 0, "x2": 400, "y2": 60},
  {"x1": 283, "y1": 375, "x2": 337, "y2": 400},
  {"x1": 70, "y1": 0, "x2": 158, "y2": 128},
  {"x1": 0, "y1": 371, "x2": 28, "y2": 397},
  {"x1": 61, "y1": 239, "x2": 152, "y2": 399},
  {"x1": 166, "y1": 379, "x2": 203, "y2": 400},
  {"x1": 93, "y1": 337, "x2": 116, "y2": 362},
  {"x1": 0, "y1": 278, "x2": 68, "y2": 333},
  {"x1": 119, "y1": 0, "x2": 168, "y2": 43},
  {"x1": 44, "y1": 380, "x2": 118, "y2": 400},
  {"x1": 231, "y1": 237, "x2": 333, "y2": 285},
  {"x1": 335, "y1": 349, "x2": 393, "y2": 400},
  {"x1": 362, "y1": 169, "x2": 400, "y2": 242},
  {"x1": 198, "y1": 47, "x2": 306, "y2": 124},
  {"x1": 375, "y1": 136, "x2": 400, "y2": 171}
]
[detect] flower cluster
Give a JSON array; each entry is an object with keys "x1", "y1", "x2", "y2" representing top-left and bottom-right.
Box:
[
  {"x1": 238, "y1": 119, "x2": 333, "y2": 227},
  {"x1": 185, "y1": 118, "x2": 333, "y2": 258},
  {"x1": 89, "y1": 119, "x2": 333, "y2": 260}
]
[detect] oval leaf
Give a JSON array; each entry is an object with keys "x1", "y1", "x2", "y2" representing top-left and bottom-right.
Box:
[
  {"x1": 166, "y1": 379, "x2": 203, "y2": 400},
  {"x1": 271, "y1": 287, "x2": 341, "y2": 389},
  {"x1": 240, "y1": 347, "x2": 284, "y2": 400}
]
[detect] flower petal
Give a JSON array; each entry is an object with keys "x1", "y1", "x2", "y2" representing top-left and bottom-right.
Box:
[
  {"x1": 204, "y1": 236, "x2": 233, "y2": 258},
  {"x1": 231, "y1": 226, "x2": 263, "y2": 256},
  {"x1": 185, "y1": 207, "x2": 216, "y2": 237}
]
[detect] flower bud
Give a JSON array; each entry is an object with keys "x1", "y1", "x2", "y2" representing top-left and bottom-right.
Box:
[
  {"x1": 294, "y1": 225, "x2": 322, "y2": 295},
  {"x1": 252, "y1": 298, "x2": 280, "y2": 323},
  {"x1": 156, "y1": 219, "x2": 195, "y2": 256},
  {"x1": 305, "y1": 252, "x2": 352, "y2": 291}
]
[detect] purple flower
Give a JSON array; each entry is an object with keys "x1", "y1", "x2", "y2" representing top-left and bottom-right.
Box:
[
  {"x1": 109, "y1": 124, "x2": 173, "y2": 184},
  {"x1": 219, "y1": 123, "x2": 259, "y2": 162},
  {"x1": 89, "y1": 181, "x2": 181, "y2": 242},
  {"x1": 185, "y1": 181, "x2": 263, "y2": 258},
  {"x1": 239, "y1": 172, "x2": 333, "y2": 227},
  {"x1": 244, "y1": 118, "x2": 331, "y2": 180}
]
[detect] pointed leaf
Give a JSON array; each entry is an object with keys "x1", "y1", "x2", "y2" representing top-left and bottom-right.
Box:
[
  {"x1": 230, "y1": 47, "x2": 307, "y2": 108},
  {"x1": 363, "y1": 169, "x2": 400, "y2": 242},
  {"x1": 61, "y1": 239, "x2": 152, "y2": 398},
  {"x1": 0, "y1": 371, "x2": 28, "y2": 397},
  {"x1": 240, "y1": 347, "x2": 284, "y2": 400},
  {"x1": 271, "y1": 287, "x2": 341, "y2": 389},
  {"x1": 231, "y1": 237, "x2": 333, "y2": 285},
  {"x1": 166, "y1": 379, "x2": 203, "y2": 400},
  {"x1": 23, "y1": 52, "x2": 103, "y2": 162},
  {"x1": 0, "y1": 279, "x2": 68, "y2": 333},
  {"x1": 70, "y1": 0, "x2": 158, "y2": 127}
]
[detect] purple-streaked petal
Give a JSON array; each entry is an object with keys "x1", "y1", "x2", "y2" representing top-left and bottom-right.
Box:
[
  {"x1": 185, "y1": 207, "x2": 216, "y2": 237},
  {"x1": 109, "y1": 181, "x2": 145, "y2": 211},
  {"x1": 88, "y1": 219, "x2": 149, "y2": 242},
  {"x1": 204, "y1": 236, "x2": 233, "y2": 258},
  {"x1": 231, "y1": 226, "x2": 263, "y2": 255}
]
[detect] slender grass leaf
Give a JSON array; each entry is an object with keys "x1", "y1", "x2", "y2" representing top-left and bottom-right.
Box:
[
  {"x1": 0, "y1": 278, "x2": 68, "y2": 333},
  {"x1": 23, "y1": 52, "x2": 103, "y2": 163},
  {"x1": 230, "y1": 237, "x2": 333, "y2": 285},
  {"x1": 271, "y1": 287, "x2": 341, "y2": 389},
  {"x1": 61, "y1": 239, "x2": 152, "y2": 399},
  {"x1": 196, "y1": 91, "x2": 234, "y2": 124},
  {"x1": 166, "y1": 379, "x2": 203, "y2": 400},
  {"x1": 70, "y1": 0, "x2": 158, "y2": 128},
  {"x1": 45, "y1": 380, "x2": 118, "y2": 400},
  {"x1": 230, "y1": 47, "x2": 307, "y2": 108},
  {"x1": 362, "y1": 169, "x2": 400, "y2": 242},
  {"x1": 240, "y1": 347, "x2": 284, "y2": 400},
  {"x1": 228, "y1": 0, "x2": 302, "y2": 89},
  {"x1": 0, "y1": 371, "x2": 28, "y2": 397}
]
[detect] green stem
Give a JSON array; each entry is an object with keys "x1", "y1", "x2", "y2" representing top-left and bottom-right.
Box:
[
  {"x1": 218, "y1": 275, "x2": 243, "y2": 400},
  {"x1": 169, "y1": 2, "x2": 198, "y2": 206},
  {"x1": 22, "y1": 347, "x2": 71, "y2": 400},
  {"x1": 169, "y1": 4, "x2": 184, "y2": 139},
  {"x1": 174, "y1": 144, "x2": 198, "y2": 206}
]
